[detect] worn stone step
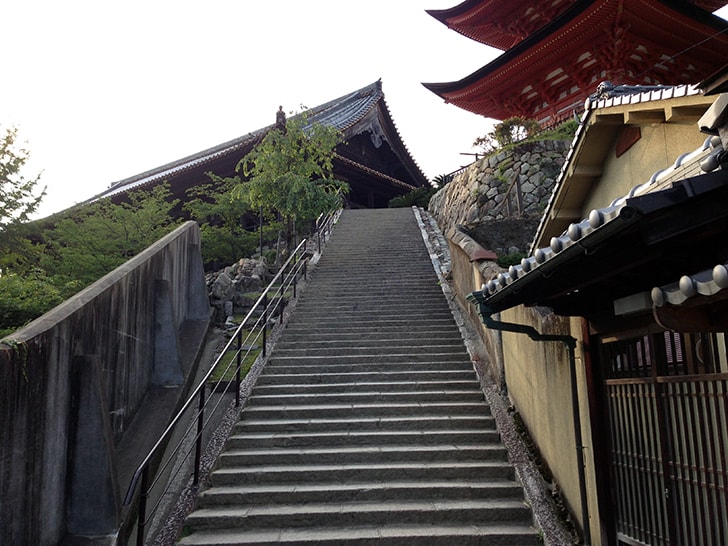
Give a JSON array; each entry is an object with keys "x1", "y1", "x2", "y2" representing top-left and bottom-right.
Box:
[
  {"x1": 269, "y1": 345, "x2": 469, "y2": 358},
  {"x1": 184, "y1": 500, "x2": 532, "y2": 531},
  {"x1": 233, "y1": 415, "x2": 496, "y2": 434},
  {"x1": 282, "y1": 321, "x2": 460, "y2": 332},
  {"x1": 274, "y1": 339, "x2": 465, "y2": 351},
  {"x1": 177, "y1": 523, "x2": 540, "y2": 545},
  {"x1": 196, "y1": 480, "x2": 525, "y2": 507},
  {"x1": 289, "y1": 302, "x2": 449, "y2": 312},
  {"x1": 217, "y1": 444, "x2": 507, "y2": 466},
  {"x1": 209, "y1": 461, "x2": 516, "y2": 486},
  {"x1": 276, "y1": 327, "x2": 463, "y2": 342},
  {"x1": 260, "y1": 364, "x2": 474, "y2": 377},
  {"x1": 241, "y1": 402, "x2": 488, "y2": 420},
  {"x1": 251, "y1": 379, "x2": 481, "y2": 395},
  {"x1": 267, "y1": 353, "x2": 470, "y2": 367},
  {"x1": 225, "y1": 429, "x2": 501, "y2": 449},
  {"x1": 281, "y1": 323, "x2": 458, "y2": 333},
  {"x1": 255, "y1": 370, "x2": 478, "y2": 384},
  {"x1": 246, "y1": 390, "x2": 484, "y2": 406}
]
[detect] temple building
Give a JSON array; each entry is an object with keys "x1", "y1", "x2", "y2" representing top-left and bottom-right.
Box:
[
  {"x1": 424, "y1": 0, "x2": 728, "y2": 124},
  {"x1": 92, "y1": 80, "x2": 428, "y2": 209}
]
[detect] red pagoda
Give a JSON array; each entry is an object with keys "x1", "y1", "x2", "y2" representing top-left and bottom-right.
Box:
[{"x1": 424, "y1": 0, "x2": 728, "y2": 124}]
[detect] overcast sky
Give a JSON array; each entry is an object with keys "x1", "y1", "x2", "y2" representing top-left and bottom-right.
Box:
[{"x1": 3, "y1": 2, "x2": 726, "y2": 219}]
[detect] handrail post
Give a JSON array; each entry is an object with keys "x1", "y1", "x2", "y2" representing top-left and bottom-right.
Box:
[
  {"x1": 293, "y1": 257, "x2": 298, "y2": 299},
  {"x1": 303, "y1": 241, "x2": 308, "y2": 281},
  {"x1": 262, "y1": 293, "x2": 268, "y2": 357},
  {"x1": 193, "y1": 385, "x2": 206, "y2": 485},
  {"x1": 235, "y1": 330, "x2": 242, "y2": 407}
]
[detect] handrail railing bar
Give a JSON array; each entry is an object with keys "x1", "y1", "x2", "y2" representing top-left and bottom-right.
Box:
[
  {"x1": 123, "y1": 238, "x2": 308, "y2": 506},
  {"x1": 141, "y1": 285, "x2": 274, "y2": 498},
  {"x1": 148, "y1": 253, "x2": 302, "y2": 492},
  {"x1": 142, "y1": 322, "x2": 267, "y2": 498}
]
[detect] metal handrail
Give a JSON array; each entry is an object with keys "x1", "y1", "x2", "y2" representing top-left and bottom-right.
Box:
[
  {"x1": 123, "y1": 237, "x2": 313, "y2": 545},
  {"x1": 316, "y1": 208, "x2": 341, "y2": 254}
]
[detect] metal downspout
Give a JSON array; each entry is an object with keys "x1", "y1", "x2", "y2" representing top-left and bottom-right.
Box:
[{"x1": 477, "y1": 303, "x2": 592, "y2": 546}]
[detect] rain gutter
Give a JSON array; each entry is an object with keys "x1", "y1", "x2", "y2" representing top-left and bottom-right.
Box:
[{"x1": 470, "y1": 303, "x2": 591, "y2": 546}]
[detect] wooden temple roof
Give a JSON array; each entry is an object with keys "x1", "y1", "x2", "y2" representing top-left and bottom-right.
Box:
[
  {"x1": 427, "y1": 0, "x2": 728, "y2": 50},
  {"x1": 91, "y1": 81, "x2": 428, "y2": 209},
  {"x1": 424, "y1": 0, "x2": 728, "y2": 123}
]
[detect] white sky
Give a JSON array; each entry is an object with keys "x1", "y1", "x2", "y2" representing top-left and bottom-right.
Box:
[
  {"x1": 1, "y1": 1, "x2": 497, "y2": 218},
  {"x1": 2, "y1": 2, "x2": 726, "y2": 219}
]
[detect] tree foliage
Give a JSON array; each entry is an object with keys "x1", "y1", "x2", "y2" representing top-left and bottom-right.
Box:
[
  {"x1": 0, "y1": 270, "x2": 64, "y2": 338},
  {"x1": 0, "y1": 125, "x2": 46, "y2": 270},
  {"x1": 185, "y1": 176, "x2": 259, "y2": 268},
  {"x1": 235, "y1": 109, "x2": 349, "y2": 222},
  {"x1": 473, "y1": 117, "x2": 542, "y2": 153},
  {"x1": 388, "y1": 186, "x2": 437, "y2": 209},
  {"x1": 41, "y1": 184, "x2": 181, "y2": 286}
]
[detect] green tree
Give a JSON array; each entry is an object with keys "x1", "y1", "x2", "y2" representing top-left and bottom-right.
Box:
[
  {"x1": 0, "y1": 270, "x2": 64, "y2": 338},
  {"x1": 235, "y1": 108, "x2": 349, "y2": 254},
  {"x1": 0, "y1": 125, "x2": 46, "y2": 272},
  {"x1": 473, "y1": 117, "x2": 541, "y2": 154},
  {"x1": 185, "y1": 176, "x2": 259, "y2": 268},
  {"x1": 41, "y1": 184, "x2": 181, "y2": 286},
  {"x1": 388, "y1": 186, "x2": 437, "y2": 209}
]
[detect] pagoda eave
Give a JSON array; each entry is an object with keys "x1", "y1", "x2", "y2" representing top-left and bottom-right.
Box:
[
  {"x1": 424, "y1": 0, "x2": 728, "y2": 122},
  {"x1": 427, "y1": 0, "x2": 728, "y2": 50}
]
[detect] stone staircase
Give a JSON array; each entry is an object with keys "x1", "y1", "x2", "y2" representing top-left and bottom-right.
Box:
[{"x1": 178, "y1": 208, "x2": 539, "y2": 545}]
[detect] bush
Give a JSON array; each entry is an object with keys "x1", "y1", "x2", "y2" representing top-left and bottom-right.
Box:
[
  {"x1": 388, "y1": 187, "x2": 437, "y2": 208},
  {"x1": 0, "y1": 271, "x2": 64, "y2": 336}
]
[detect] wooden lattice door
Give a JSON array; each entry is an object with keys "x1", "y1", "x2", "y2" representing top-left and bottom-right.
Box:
[{"x1": 599, "y1": 330, "x2": 728, "y2": 545}]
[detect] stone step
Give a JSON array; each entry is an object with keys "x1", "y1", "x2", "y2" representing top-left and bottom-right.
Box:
[
  {"x1": 225, "y1": 429, "x2": 501, "y2": 449},
  {"x1": 280, "y1": 324, "x2": 462, "y2": 336},
  {"x1": 285, "y1": 317, "x2": 457, "y2": 328},
  {"x1": 276, "y1": 331, "x2": 463, "y2": 345},
  {"x1": 251, "y1": 379, "x2": 481, "y2": 395},
  {"x1": 274, "y1": 338, "x2": 464, "y2": 350},
  {"x1": 217, "y1": 444, "x2": 507, "y2": 466},
  {"x1": 184, "y1": 499, "x2": 532, "y2": 530},
  {"x1": 177, "y1": 523, "x2": 541, "y2": 545},
  {"x1": 269, "y1": 345, "x2": 469, "y2": 358},
  {"x1": 233, "y1": 415, "x2": 496, "y2": 434},
  {"x1": 196, "y1": 480, "x2": 525, "y2": 506},
  {"x1": 246, "y1": 390, "x2": 485, "y2": 406},
  {"x1": 267, "y1": 353, "x2": 470, "y2": 366},
  {"x1": 240, "y1": 402, "x2": 488, "y2": 420},
  {"x1": 260, "y1": 364, "x2": 474, "y2": 377},
  {"x1": 208, "y1": 461, "x2": 516, "y2": 486},
  {"x1": 255, "y1": 370, "x2": 478, "y2": 384}
]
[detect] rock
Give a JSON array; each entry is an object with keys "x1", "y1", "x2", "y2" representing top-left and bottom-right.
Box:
[{"x1": 210, "y1": 272, "x2": 235, "y2": 301}]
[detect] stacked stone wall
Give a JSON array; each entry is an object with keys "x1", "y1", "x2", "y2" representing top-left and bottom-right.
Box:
[{"x1": 429, "y1": 140, "x2": 570, "y2": 236}]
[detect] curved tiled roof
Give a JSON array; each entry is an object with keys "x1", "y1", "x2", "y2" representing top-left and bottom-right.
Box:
[
  {"x1": 652, "y1": 263, "x2": 728, "y2": 307},
  {"x1": 90, "y1": 80, "x2": 426, "y2": 202},
  {"x1": 478, "y1": 135, "x2": 723, "y2": 303},
  {"x1": 470, "y1": 83, "x2": 727, "y2": 313},
  {"x1": 530, "y1": 84, "x2": 714, "y2": 250}
]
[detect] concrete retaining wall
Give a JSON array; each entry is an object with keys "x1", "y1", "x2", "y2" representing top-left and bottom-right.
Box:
[{"x1": 0, "y1": 221, "x2": 210, "y2": 545}]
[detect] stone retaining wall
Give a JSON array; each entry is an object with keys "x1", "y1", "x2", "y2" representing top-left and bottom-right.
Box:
[{"x1": 429, "y1": 139, "x2": 570, "y2": 236}]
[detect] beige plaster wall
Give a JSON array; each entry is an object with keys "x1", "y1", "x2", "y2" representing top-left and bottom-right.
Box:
[
  {"x1": 499, "y1": 305, "x2": 602, "y2": 544},
  {"x1": 583, "y1": 122, "x2": 708, "y2": 214}
]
